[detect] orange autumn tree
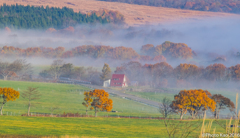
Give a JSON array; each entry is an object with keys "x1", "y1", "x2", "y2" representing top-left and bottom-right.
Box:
[
  {"x1": 171, "y1": 89, "x2": 216, "y2": 119},
  {"x1": 0, "y1": 87, "x2": 20, "y2": 115},
  {"x1": 82, "y1": 91, "x2": 93, "y2": 115},
  {"x1": 89, "y1": 89, "x2": 113, "y2": 117}
]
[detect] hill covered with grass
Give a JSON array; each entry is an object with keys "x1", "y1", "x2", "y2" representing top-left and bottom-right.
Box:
[{"x1": 100, "y1": 0, "x2": 240, "y2": 14}]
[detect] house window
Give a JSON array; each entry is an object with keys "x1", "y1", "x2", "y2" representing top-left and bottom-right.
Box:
[{"x1": 113, "y1": 78, "x2": 119, "y2": 80}]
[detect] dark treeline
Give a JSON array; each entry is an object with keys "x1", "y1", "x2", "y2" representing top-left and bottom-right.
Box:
[
  {"x1": 0, "y1": 4, "x2": 109, "y2": 29},
  {"x1": 115, "y1": 61, "x2": 240, "y2": 88},
  {"x1": 100, "y1": 0, "x2": 240, "y2": 14},
  {"x1": 0, "y1": 41, "x2": 193, "y2": 62}
]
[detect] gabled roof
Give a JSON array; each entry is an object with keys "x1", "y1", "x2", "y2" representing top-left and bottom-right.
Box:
[{"x1": 110, "y1": 74, "x2": 125, "y2": 87}]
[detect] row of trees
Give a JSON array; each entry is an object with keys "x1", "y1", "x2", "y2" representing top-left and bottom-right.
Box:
[
  {"x1": 0, "y1": 41, "x2": 193, "y2": 61},
  {"x1": 0, "y1": 86, "x2": 41, "y2": 116},
  {"x1": 39, "y1": 59, "x2": 102, "y2": 85},
  {"x1": 0, "y1": 59, "x2": 32, "y2": 80},
  {"x1": 0, "y1": 4, "x2": 110, "y2": 29},
  {"x1": 100, "y1": 0, "x2": 240, "y2": 13},
  {"x1": 160, "y1": 89, "x2": 235, "y2": 119},
  {"x1": 0, "y1": 86, "x2": 112, "y2": 117},
  {"x1": 115, "y1": 61, "x2": 240, "y2": 87}
]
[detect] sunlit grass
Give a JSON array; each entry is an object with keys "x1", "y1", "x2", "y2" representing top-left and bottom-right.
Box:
[{"x1": 0, "y1": 80, "x2": 159, "y2": 117}]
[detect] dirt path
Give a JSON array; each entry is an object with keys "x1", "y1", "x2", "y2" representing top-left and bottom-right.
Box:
[{"x1": 82, "y1": 84, "x2": 160, "y2": 107}]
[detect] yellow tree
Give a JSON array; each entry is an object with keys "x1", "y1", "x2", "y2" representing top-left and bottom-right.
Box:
[
  {"x1": 89, "y1": 89, "x2": 113, "y2": 117},
  {"x1": 171, "y1": 89, "x2": 216, "y2": 119},
  {"x1": 0, "y1": 87, "x2": 20, "y2": 115},
  {"x1": 82, "y1": 91, "x2": 93, "y2": 115}
]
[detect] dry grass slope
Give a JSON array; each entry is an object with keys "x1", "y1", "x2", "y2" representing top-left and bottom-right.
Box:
[{"x1": 0, "y1": 0, "x2": 240, "y2": 26}]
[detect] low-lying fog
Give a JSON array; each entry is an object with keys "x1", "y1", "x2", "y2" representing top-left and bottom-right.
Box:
[{"x1": 0, "y1": 17, "x2": 240, "y2": 67}]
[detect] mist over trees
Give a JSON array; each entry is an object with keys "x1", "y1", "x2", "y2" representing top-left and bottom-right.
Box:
[
  {"x1": 115, "y1": 61, "x2": 240, "y2": 88},
  {"x1": 0, "y1": 41, "x2": 194, "y2": 62},
  {"x1": 100, "y1": 0, "x2": 240, "y2": 14}
]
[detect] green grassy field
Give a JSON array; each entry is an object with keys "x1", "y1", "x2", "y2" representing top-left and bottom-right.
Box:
[
  {"x1": 0, "y1": 80, "x2": 159, "y2": 117},
  {"x1": 126, "y1": 87, "x2": 239, "y2": 117},
  {"x1": 0, "y1": 116, "x2": 231, "y2": 138}
]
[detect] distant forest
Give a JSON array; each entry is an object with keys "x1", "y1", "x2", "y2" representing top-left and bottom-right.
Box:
[
  {"x1": 0, "y1": 41, "x2": 194, "y2": 62},
  {"x1": 100, "y1": 0, "x2": 240, "y2": 13},
  {"x1": 0, "y1": 4, "x2": 109, "y2": 29}
]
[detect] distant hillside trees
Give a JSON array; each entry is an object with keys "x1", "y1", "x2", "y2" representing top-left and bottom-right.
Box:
[
  {"x1": 141, "y1": 41, "x2": 194, "y2": 59},
  {"x1": 100, "y1": 0, "x2": 240, "y2": 14},
  {"x1": 0, "y1": 41, "x2": 193, "y2": 61},
  {"x1": 0, "y1": 4, "x2": 110, "y2": 29},
  {"x1": 0, "y1": 59, "x2": 32, "y2": 80},
  {"x1": 115, "y1": 61, "x2": 240, "y2": 88}
]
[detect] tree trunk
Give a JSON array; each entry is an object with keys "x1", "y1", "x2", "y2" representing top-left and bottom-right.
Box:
[
  {"x1": 215, "y1": 110, "x2": 220, "y2": 119},
  {"x1": 191, "y1": 110, "x2": 194, "y2": 119},
  {"x1": 95, "y1": 108, "x2": 97, "y2": 117},
  {"x1": 27, "y1": 102, "x2": 31, "y2": 116},
  {"x1": 0, "y1": 103, "x2": 4, "y2": 115},
  {"x1": 3, "y1": 75, "x2": 7, "y2": 81},
  {"x1": 180, "y1": 109, "x2": 184, "y2": 120},
  {"x1": 86, "y1": 107, "x2": 88, "y2": 116},
  {"x1": 180, "y1": 113, "x2": 183, "y2": 120}
]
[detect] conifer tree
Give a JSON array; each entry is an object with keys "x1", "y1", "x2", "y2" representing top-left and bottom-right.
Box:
[{"x1": 100, "y1": 63, "x2": 111, "y2": 81}]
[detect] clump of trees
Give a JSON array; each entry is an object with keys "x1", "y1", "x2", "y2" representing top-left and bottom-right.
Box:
[
  {"x1": 100, "y1": 0, "x2": 240, "y2": 14},
  {"x1": 141, "y1": 41, "x2": 194, "y2": 59},
  {"x1": 39, "y1": 59, "x2": 102, "y2": 85},
  {"x1": 82, "y1": 89, "x2": 113, "y2": 117},
  {"x1": 88, "y1": 8, "x2": 125, "y2": 24},
  {"x1": 0, "y1": 4, "x2": 110, "y2": 29},
  {"x1": 0, "y1": 59, "x2": 32, "y2": 81},
  {"x1": 160, "y1": 89, "x2": 235, "y2": 119}
]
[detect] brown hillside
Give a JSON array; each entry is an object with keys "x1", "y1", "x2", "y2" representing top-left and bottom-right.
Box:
[{"x1": 1, "y1": 0, "x2": 240, "y2": 26}]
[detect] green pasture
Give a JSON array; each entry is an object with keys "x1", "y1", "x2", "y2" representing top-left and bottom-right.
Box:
[
  {"x1": 0, "y1": 116, "x2": 234, "y2": 138},
  {"x1": 0, "y1": 80, "x2": 159, "y2": 117},
  {"x1": 126, "y1": 87, "x2": 239, "y2": 116}
]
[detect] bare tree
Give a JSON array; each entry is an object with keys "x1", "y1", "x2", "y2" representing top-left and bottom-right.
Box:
[
  {"x1": 21, "y1": 87, "x2": 41, "y2": 116},
  {"x1": 9, "y1": 59, "x2": 33, "y2": 80},
  {"x1": 159, "y1": 97, "x2": 173, "y2": 118},
  {"x1": 0, "y1": 61, "x2": 16, "y2": 80},
  {"x1": 49, "y1": 106, "x2": 59, "y2": 117},
  {"x1": 49, "y1": 59, "x2": 64, "y2": 80},
  {"x1": 162, "y1": 118, "x2": 201, "y2": 138}
]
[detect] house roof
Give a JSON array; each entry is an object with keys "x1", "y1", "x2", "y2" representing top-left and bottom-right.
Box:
[{"x1": 110, "y1": 74, "x2": 126, "y2": 87}]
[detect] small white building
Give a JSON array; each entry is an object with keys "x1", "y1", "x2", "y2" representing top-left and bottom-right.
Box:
[{"x1": 103, "y1": 79, "x2": 111, "y2": 87}]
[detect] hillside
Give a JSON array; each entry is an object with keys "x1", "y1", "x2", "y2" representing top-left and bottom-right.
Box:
[
  {"x1": 100, "y1": 0, "x2": 240, "y2": 14},
  {"x1": 1, "y1": 0, "x2": 240, "y2": 26}
]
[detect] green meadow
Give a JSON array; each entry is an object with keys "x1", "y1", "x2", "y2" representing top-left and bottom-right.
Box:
[
  {"x1": 0, "y1": 80, "x2": 159, "y2": 117},
  {"x1": 0, "y1": 116, "x2": 234, "y2": 138}
]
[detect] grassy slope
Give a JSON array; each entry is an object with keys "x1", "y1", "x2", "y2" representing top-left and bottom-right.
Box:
[
  {"x1": 0, "y1": 80, "x2": 159, "y2": 117},
  {"x1": 0, "y1": 0, "x2": 239, "y2": 26},
  {"x1": 0, "y1": 116, "x2": 228, "y2": 137},
  {"x1": 126, "y1": 87, "x2": 239, "y2": 116}
]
